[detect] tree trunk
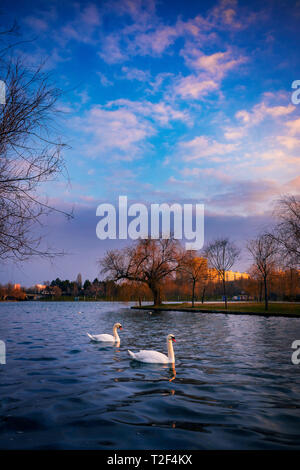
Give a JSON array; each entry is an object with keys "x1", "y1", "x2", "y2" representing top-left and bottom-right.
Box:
[
  {"x1": 192, "y1": 279, "x2": 195, "y2": 307},
  {"x1": 150, "y1": 282, "x2": 161, "y2": 306},
  {"x1": 222, "y1": 277, "x2": 227, "y2": 310},
  {"x1": 259, "y1": 281, "x2": 263, "y2": 302},
  {"x1": 201, "y1": 285, "x2": 206, "y2": 304},
  {"x1": 264, "y1": 275, "x2": 268, "y2": 311}
]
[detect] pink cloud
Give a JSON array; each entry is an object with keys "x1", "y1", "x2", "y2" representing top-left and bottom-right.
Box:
[
  {"x1": 98, "y1": 34, "x2": 127, "y2": 63},
  {"x1": 80, "y1": 4, "x2": 101, "y2": 26},
  {"x1": 121, "y1": 66, "x2": 150, "y2": 82},
  {"x1": 105, "y1": 98, "x2": 191, "y2": 126},
  {"x1": 286, "y1": 117, "x2": 300, "y2": 135},
  {"x1": 23, "y1": 16, "x2": 48, "y2": 31},
  {"x1": 276, "y1": 135, "x2": 300, "y2": 150},
  {"x1": 180, "y1": 167, "x2": 232, "y2": 183},
  {"x1": 181, "y1": 48, "x2": 246, "y2": 77},
  {"x1": 179, "y1": 136, "x2": 237, "y2": 161},
  {"x1": 59, "y1": 3, "x2": 101, "y2": 45},
  {"x1": 173, "y1": 48, "x2": 246, "y2": 100},
  {"x1": 174, "y1": 75, "x2": 218, "y2": 99},
  {"x1": 236, "y1": 102, "x2": 295, "y2": 126}
]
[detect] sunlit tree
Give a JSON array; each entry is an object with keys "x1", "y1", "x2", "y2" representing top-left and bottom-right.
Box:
[
  {"x1": 247, "y1": 233, "x2": 278, "y2": 311},
  {"x1": 177, "y1": 251, "x2": 208, "y2": 307},
  {"x1": 205, "y1": 238, "x2": 240, "y2": 309},
  {"x1": 100, "y1": 237, "x2": 182, "y2": 306}
]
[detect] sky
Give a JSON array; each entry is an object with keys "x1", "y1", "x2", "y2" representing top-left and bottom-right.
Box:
[{"x1": 1, "y1": 0, "x2": 300, "y2": 286}]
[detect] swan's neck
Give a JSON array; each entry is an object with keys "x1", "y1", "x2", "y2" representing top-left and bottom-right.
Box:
[
  {"x1": 113, "y1": 327, "x2": 120, "y2": 342},
  {"x1": 167, "y1": 340, "x2": 175, "y2": 363}
]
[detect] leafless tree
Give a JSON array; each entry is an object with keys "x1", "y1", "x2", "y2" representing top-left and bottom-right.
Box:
[
  {"x1": 269, "y1": 195, "x2": 300, "y2": 268},
  {"x1": 247, "y1": 233, "x2": 278, "y2": 311},
  {"x1": 100, "y1": 237, "x2": 182, "y2": 306},
  {"x1": 0, "y1": 26, "x2": 71, "y2": 261},
  {"x1": 205, "y1": 238, "x2": 240, "y2": 309},
  {"x1": 177, "y1": 251, "x2": 208, "y2": 307}
]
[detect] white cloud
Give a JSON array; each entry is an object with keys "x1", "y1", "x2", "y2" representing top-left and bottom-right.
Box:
[
  {"x1": 223, "y1": 98, "x2": 296, "y2": 142},
  {"x1": 236, "y1": 102, "x2": 295, "y2": 126},
  {"x1": 180, "y1": 167, "x2": 232, "y2": 183},
  {"x1": 97, "y1": 72, "x2": 113, "y2": 87},
  {"x1": 173, "y1": 48, "x2": 246, "y2": 100},
  {"x1": 179, "y1": 136, "x2": 237, "y2": 161},
  {"x1": 173, "y1": 76, "x2": 219, "y2": 99},
  {"x1": 69, "y1": 97, "x2": 191, "y2": 162},
  {"x1": 121, "y1": 66, "x2": 150, "y2": 82},
  {"x1": 98, "y1": 34, "x2": 127, "y2": 63},
  {"x1": 71, "y1": 105, "x2": 155, "y2": 161},
  {"x1": 286, "y1": 117, "x2": 300, "y2": 135},
  {"x1": 106, "y1": 98, "x2": 191, "y2": 126},
  {"x1": 276, "y1": 135, "x2": 300, "y2": 150},
  {"x1": 58, "y1": 3, "x2": 102, "y2": 45}
]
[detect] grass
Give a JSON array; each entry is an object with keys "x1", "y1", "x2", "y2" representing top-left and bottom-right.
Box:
[{"x1": 132, "y1": 302, "x2": 300, "y2": 317}]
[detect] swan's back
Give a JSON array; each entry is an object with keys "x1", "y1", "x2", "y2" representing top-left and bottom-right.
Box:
[
  {"x1": 128, "y1": 349, "x2": 169, "y2": 363},
  {"x1": 87, "y1": 333, "x2": 114, "y2": 342}
]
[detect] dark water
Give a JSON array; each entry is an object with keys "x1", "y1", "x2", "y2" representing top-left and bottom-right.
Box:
[{"x1": 0, "y1": 301, "x2": 300, "y2": 449}]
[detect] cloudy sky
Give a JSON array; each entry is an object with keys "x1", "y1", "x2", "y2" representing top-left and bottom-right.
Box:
[{"x1": 1, "y1": 0, "x2": 300, "y2": 285}]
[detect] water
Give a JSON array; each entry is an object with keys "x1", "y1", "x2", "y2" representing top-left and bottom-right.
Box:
[{"x1": 0, "y1": 301, "x2": 300, "y2": 449}]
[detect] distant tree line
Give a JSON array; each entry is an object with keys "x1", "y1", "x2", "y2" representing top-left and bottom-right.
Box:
[
  {"x1": 44, "y1": 276, "x2": 148, "y2": 301},
  {"x1": 1, "y1": 267, "x2": 299, "y2": 304}
]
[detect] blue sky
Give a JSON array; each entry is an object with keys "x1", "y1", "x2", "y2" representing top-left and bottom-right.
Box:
[{"x1": 1, "y1": 0, "x2": 300, "y2": 285}]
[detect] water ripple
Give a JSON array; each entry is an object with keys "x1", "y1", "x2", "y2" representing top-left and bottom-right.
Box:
[{"x1": 0, "y1": 301, "x2": 300, "y2": 449}]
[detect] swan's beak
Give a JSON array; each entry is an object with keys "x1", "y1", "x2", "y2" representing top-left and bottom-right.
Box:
[
  {"x1": 119, "y1": 326, "x2": 123, "y2": 330},
  {"x1": 172, "y1": 338, "x2": 176, "y2": 342}
]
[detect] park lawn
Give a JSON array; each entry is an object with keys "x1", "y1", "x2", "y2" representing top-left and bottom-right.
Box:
[{"x1": 135, "y1": 302, "x2": 300, "y2": 317}]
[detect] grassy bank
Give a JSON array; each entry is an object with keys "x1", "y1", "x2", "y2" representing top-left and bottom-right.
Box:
[{"x1": 132, "y1": 302, "x2": 300, "y2": 317}]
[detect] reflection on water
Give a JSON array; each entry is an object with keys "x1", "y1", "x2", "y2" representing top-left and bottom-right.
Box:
[
  {"x1": 0, "y1": 301, "x2": 300, "y2": 449},
  {"x1": 169, "y1": 364, "x2": 176, "y2": 382}
]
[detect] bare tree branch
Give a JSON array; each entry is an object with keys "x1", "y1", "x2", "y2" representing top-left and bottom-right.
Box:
[
  {"x1": 0, "y1": 27, "x2": 72, "y2": 261},
  {"x1": 204, "y1": 238, "x2": 240, "y2": 309},
  {"x1": 247, "y1": 233, "x2": 278, "y2": 311},
  {"x1": 99, "y1": 238, "x2": 182, "y2": 306}
]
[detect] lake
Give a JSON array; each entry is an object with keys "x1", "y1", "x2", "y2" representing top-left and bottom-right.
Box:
[{"x1": 0, "y1": 301, "x2": 300, "y2": 449}]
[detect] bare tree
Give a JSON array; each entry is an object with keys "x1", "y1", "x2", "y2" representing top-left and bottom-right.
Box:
[
  {"x1": 205, "y1": 238, "x2": 240, "y2": 309},
  {"x1": 269, "y1": 195, "x2": 300, "y2": 268},
  {"x1": 247, "y1": 265, "x2": 264, "y2": 302},
  {"x1": 0, "y1": 27, "x2": 71, "y2": 261},
  {"x1": 100, "y1": 237, "x2": 182, "y2": 306},
  {"x1": 247, "y1": 233, "x2": 278, "y2": 311},
  {"x1": 177, "y1": 251, "x2": 208, "y2": 307}
]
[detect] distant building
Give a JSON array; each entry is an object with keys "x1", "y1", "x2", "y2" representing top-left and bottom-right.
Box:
[
  {"x1": 209, "y1": 269, "x2": 250, "y2": 282},
  {"x1": 35, "y1": 284, "x2": 46, "y2": 292},
  {"x1": 14, "y1": 283, "x2": 21, "y2": 290}
]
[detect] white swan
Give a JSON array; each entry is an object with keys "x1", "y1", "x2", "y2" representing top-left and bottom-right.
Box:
[
  {"x1": 87, "y1": 323, "x2": 122, "y2": 343},
  {"x1": 128, "y1": 334, "x2": 176, "y2": 364}
]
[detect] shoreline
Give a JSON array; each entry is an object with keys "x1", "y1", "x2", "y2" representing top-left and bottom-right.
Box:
[{"x1": 131, "y1": 303, "x2": 300, "y2": 318}]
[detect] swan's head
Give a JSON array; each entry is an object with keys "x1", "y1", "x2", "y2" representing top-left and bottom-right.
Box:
[
  {"x1": 167, "y1": 334, "x2": 176, "y2": 343},
  {"x1": 114, "y1": 322, "x2": 123, "y2": 330}
]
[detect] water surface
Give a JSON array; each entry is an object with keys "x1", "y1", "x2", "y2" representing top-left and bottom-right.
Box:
[{"x1": 0, "y1": 301, "x2": 300, "y2": 449}]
